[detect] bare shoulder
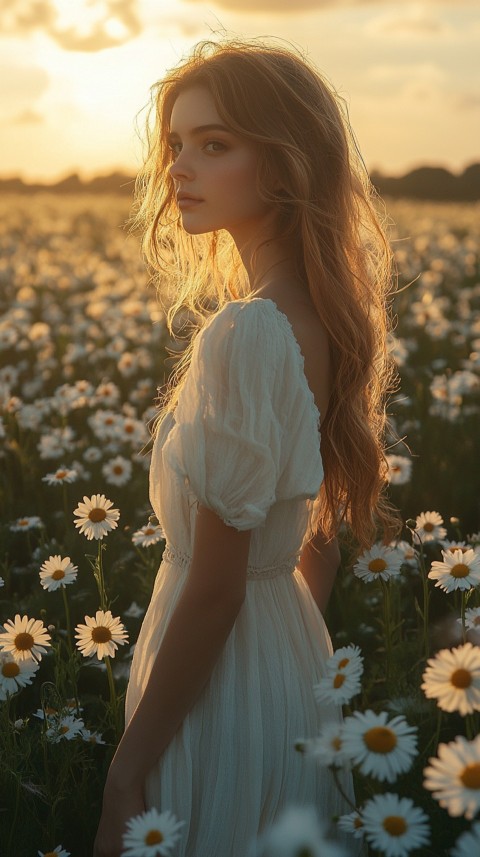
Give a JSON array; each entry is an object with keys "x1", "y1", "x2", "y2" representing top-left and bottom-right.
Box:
[{"x1": 255, "y1": 284, "x2": 331, "y2": 420}]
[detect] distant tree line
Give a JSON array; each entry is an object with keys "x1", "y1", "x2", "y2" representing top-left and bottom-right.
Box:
[{"x1": 1, "y1": 164, "x2": 479, "y2": 200}]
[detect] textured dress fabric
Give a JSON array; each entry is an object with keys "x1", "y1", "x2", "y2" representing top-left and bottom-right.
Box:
[{"x1": 124, "y1": 298, "x2": 357, "y2": 857}]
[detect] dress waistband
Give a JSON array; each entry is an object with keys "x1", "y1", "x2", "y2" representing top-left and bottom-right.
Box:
[{"x1": 162, "y1": 544, "x2": 298, "y2": 580}]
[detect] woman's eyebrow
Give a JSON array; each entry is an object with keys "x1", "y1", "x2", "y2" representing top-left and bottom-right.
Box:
[{"x1": 167, "y1": 123, "x2": 233, "y2": 141}]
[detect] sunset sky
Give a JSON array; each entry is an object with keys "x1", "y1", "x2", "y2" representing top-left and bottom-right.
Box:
[{"x1": 1, "y1": 0, "x2": 479, "y2": 182}]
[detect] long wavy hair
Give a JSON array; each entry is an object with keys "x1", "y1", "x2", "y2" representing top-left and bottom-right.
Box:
[{"x1": 130, "y1": 37, "x2": 400, "y2": 549}]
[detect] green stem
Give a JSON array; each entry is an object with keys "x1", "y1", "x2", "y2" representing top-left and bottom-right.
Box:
[
  {"x1": 461, "y1": 591, "x2": 467, "y2": 644},
  {"x1": 6, "y1": 775, "x2": 20, "y2": 856},
  {"x1": 415, "y1": 536, "x2": 430, "y2": 661},
  {"x1": 465, "y1": 714, "x2": 476, "y2": 741},
  {"x1": 62, "y1": 483, "x2": 69, "y2": 529},
  {"x1": 62, "y1": 585, "x2": 72, "y2": 652},
  {"x1": 381, "y1": 578, "x2": 392, "y2": 686},
  {"x1": 432, "y1": 708, "x2": 442, "y2": 757},
  {"x1": 331, "y1": 765, "x2": 357, "y2": 812},
  {"x1": 105, "y1": 655, "x2": 120, "y2": 742},
  {"x1": 94, "y1": 540, "x2": 108, "y2": 611}
]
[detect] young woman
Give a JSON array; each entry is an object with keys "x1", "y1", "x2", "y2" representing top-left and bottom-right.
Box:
[{"x1": 94, "y1": 38, "x2": 398, "y2": 857}]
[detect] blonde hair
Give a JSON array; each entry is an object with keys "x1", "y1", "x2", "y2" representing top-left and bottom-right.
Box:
[{"x1": 130, "y1": 37, "x2": 400, "y2": 549}]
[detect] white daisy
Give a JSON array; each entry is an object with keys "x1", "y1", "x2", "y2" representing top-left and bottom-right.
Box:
[
  {"x1": 337, "y1": 810, "x2": 365, "y2": 840},
  {"x1": 80, "y1": 727, "x2": 105, "y2": 745},
  {"x1": 361, "y1": 793, "x2": 430, "y2": 857},
  {"x1": 9, "y1": 515, "x2": 44, "y2": 532},
  {"x1": 442, "y1": 540, "x2": 470, "y2": 554},
  {"x1": 424, "y1": 734, "x2": 480, "y2": 819},
  {"x1": 353, "y1": 544, "x2": 403, "y2": 583},
  {"x1": 0, "y1": 576, "x2": 4, "y2": 587},
  {"x1": 0, "y1": 652, "x2": 39, "y2": 699},
  {"x1": 75, "y1": 610, "x2": 128, "y2": 660},
  {"x1": 460, "y1": 607, "x2": 480, "y2": 632},
  {"x1": 88, "y1": 408, "x2": 121, "y2": 440},
  {"x1": 303, "y1": 722, "x2": 347, "y2": 768},
  {"x1": 122, "y1": 808, "x2": 185, "y2": 857},
  {"x1": 42, "y1": 467, "x2": 78, "y2": 486},
  {"x1": 102, "y1": 455, "x2": 133, "y2": 486},
  {"x1": 45, "y1": 714, "x2": 84, "y2": 743},
  {"x1": 95, "y1": 381, "x2": 121, "y2": 406},
  {"x1": 341, "y1": 710, "x2": 417, "y2": 782},
  {"x1": 132, "y1": 523, "x2": 165, "y2": 547},
  {"x1": 421, "y1": 643, "x2": 480, "y2": 716},
  {"x1": 37, "y1": 845, "x2": 70, "y2": 856},
  {"x1": 39, "y1": 555, "x2": 78, "y2": 591},
  {"x1": 251, "y1": 805, "x2": 344, "y2": 857},
  {"x1": 313, "y1": 668, "x2": 362, "y2": 706},
  {"x1": 414, "y1": 510, "x2": 447, "y2": 543},
  {"x1": 0, "y1": 614, "x2": 51, "y2": 663},
  {"x1": 83, "y1": 446, "x2": 102, "y2": 463},
  {"x1": 428, "y1": 549, "x2": 480, "y2": 593},
  {"x1": 386, "y1": 455, "x2": 412, "y2": 485},
  {"x1": 123, "y1": 602, "x2": 145, "y2": 619},
  {"x1": 451, "y1": 821, "x2": 480, "y2": 857},
  {"x1": 73, "y1": 494, "x2": 120, "y2": 540},
  {"x1": 391, "y1": 540, "x2": 418, "y2": 569},
  {"x1": 326, "y1": 644, "x2": 364, "y2": 678}
]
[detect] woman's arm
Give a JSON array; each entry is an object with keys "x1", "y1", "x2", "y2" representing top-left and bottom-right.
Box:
[
  {"x1": 94, "y1": 505, "x2": 251, "y2": 855},
  {"x1": 297, "y1": 530, "x2": 341, "y2": 614}
]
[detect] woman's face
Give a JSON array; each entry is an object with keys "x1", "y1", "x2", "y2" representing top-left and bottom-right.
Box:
[{"x1": 168, "y1": 86, "x2": 273, "y2": 245}]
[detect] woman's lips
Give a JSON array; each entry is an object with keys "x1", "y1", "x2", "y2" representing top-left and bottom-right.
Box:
[{"x1": 178, "y1": 197, "x2": 203, "y2": 208}]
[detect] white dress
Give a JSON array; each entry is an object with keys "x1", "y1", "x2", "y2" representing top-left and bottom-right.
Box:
[{"x1": 124, "y1": 297, "x2": 357, "y2": 856}]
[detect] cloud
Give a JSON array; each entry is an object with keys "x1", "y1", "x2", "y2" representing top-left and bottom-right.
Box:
[
  {"x1": 0, "y1": 0, "x2": 142, "y2": 52},
  {"x1": 182, "y1": 0, "x2": 360, "y2": 13},
  {"x1": 12, "y1": 108, "x2": 44, "y2": 124},
  {"x1": 0, "y1": 61, "x2": 50, "y2": 116},
  {"x1": 365, "y1": 6, "x2": 451, "y2": 38}
]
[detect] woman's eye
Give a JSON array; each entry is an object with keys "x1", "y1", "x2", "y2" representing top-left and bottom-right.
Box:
[
  {"x1": 204, "y1": 140, "x2": 226, "y2": 153},
  {"x1": 169, "y1": 142, "x2": 182, "y2": 160}
]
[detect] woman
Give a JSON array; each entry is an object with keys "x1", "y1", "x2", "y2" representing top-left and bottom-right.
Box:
[{"x1": 94, "y1": 38, "x2": 398, "y2": 857}]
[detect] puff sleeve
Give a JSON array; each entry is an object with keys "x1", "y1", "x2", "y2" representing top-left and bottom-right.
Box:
[{"x1": 161, "y1": 300, "x2": 323, "y2": 531}]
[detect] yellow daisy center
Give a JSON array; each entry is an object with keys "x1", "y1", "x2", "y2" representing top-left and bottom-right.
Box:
[
  {"x1": 56, "y1": 470, "x2": 67, "y2": 479},
  {"x1": 450, "y1": 563, "x2": 469, "y2": 578},
  {"x1": 333, "y1": 673, "x2": 345, "y2": 688},
  {"x1": 14, "y1": 632, "x2": 34, "y2": 652},
  {"x1": 144, "y1": 527, "x2": 155, "y2": 535},
  {"x1": 354, "y1": 817, "x2": 363, "y2": 829},
  {"x1": 124, "y1": 424, "x2": 134, "y2": 434},
  {"x1": 88, "y1": 508, "x2": 107, "y2": 523},
  {"x1": 18, "y1": 519, "x2": 29, "y2": 527},
  {"x1": 91, "y1": 626, "x2": 112, "y2": 644},
  {"x1": 368, "y1": 558, "x2": 387, "y2": 573},
  {"x1": 423, "y1": 522, "x2": 435, "y2": 532},
  {"x1": 451, "y1": 668, "x2": 472, "y2": 689},
  {"x1": 392, "y1": 466, "x2": 401, "y2": 473},
  {"x1": 44, "y1": 852, "x2": 59, "y2": 857},
  {"x1": 113, "y1": 465, "x2": 124, "y2": 474},
  {"x1": 332, "y1": 736, "x2": 342, "y2": 751},
  {"x1": 474, "y1": 617, "x2": 480, "y2": 627},
  {"x1": 59, "y1": 725, "x2": 70, "y2": 734},
  {"x1": 145, "y1": 829, "x2": 163, "y2": 845},
  {"x1": 2, "y1": 661, "x2": 20, "y2": 678},
  {"x1": 363, "y1": 726, "x2": 397, "y2": 753},
  {"x1": 460, "y1": 763, "x2": 480, "y2": 789},
  {"x1": 104, "y1": 417, "x2": 115, "y2": 425},
  {"x1": 383, "y1": 816, "x2": 407, "y2": 837},
  {"x1": 52, "y1": 568, "x2": 65, "y2": 580},
  {"x1": 338, "y1": 657, "x2": 350, "y2": 669}
]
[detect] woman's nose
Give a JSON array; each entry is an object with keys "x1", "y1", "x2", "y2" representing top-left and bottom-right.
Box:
[{"x1": 169, "y1": 151, "x2": 194, "y2": 181}]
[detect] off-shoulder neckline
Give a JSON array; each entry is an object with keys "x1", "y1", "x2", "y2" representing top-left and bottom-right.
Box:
[{"x1": 230, "y1": 297, "x2": 322, "y2": 431}]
